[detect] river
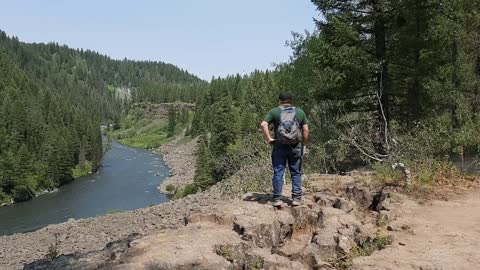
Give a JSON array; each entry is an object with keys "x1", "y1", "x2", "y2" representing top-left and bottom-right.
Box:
[{"x1": 0, "y1": 140, "x2": 170, "y2": 236}]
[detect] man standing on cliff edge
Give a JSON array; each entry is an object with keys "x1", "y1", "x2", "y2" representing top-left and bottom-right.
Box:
[{"x1": 260, "y1": 92, "x2": 309, "y2": 207}]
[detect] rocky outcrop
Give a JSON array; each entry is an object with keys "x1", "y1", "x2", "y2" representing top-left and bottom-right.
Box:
[{"x1": 24, "y1": 186, "x2": 390, "y2": 270}]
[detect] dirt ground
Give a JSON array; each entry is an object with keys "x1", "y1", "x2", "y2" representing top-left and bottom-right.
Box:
[{"x1": 352, "y1": 190, "x2": 480, "y2": 270}]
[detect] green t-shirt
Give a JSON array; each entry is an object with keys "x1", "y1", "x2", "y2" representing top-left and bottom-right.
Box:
[{"x1": 264, "y1": 106, "x2": 309, "y2": 126}]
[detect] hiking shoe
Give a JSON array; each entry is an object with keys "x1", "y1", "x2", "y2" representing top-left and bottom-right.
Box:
[
  {"x1": 272, "y1": 199, "x2": 283, "y2": 207},
  {"x1": 291, "y1": 198, "x2": 303, "y2": 207}
]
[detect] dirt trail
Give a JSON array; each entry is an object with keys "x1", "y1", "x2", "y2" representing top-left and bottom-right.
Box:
[{"x1": 352, "y1": 190, "x2": 480, "y2": 270}]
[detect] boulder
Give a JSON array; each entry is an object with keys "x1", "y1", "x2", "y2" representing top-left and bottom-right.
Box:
[
  {"x1": 314, "y1": 193, "x2": 337, "y2": 207},
  {"x1": 370, "y1": 190, "x2": 391, "y2": 212},
  {"x1": 345, "y1": 185, "x2": 373, "y2": 209},
  {"x1": 333, "y1": 197, "x2": 356, "y2": 213}
]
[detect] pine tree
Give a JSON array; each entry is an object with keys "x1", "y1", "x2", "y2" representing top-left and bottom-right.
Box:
[
  {"x1": 167, "y1": 106, "x2": 177, "y2": 137},
  {"x1": 193, "y1": 136, "x2": 215, "y2": 190}
]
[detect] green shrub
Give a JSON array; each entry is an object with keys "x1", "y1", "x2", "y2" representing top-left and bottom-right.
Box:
[
  {"x1": 173, "y1": 183, "x2": 199, "y2": 199},
  {"x1": 12, "y1": 185, "x2": 34, "y2": 202},
  {"x1": 0, "y1": 189, "x2": 11, "y2": 204},
  {"x1": 181, "y1": 183, "x2": 198, "y2": 197},
  {"x1": 165, "y1": 184, "x2": 175, "y2": 192},
  {"x1": 214, "y1": 245, "x2": 235, "y2": 262},
  {"x1": 372, "y1": 162, "x2": 404, "y2": 184},
  {"x1": 72, "y1": 162, "x2": 92, "y2": 178}
]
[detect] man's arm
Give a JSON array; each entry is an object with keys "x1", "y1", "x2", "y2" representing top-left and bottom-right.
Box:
[
  {"x1": 302, "y1": 124, "x2": 309, "y2": 145},
  {"x1": 260, "y1": 121, "x2": 275, "y2": 144}
]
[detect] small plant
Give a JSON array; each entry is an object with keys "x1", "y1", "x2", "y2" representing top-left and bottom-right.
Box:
[
  {"x1": 214, "y1": 244, "x2": 235, "y2": 262},
  {"x1": 246, "y1": 255, "x2": 264, "y2": 270},
  {"x1": 71, "y1": 162, "x2": 93, "y2": 178},
  {"x1": 165, "y1": 184, "x2": 176, "y2": 193},
  {"x1": 372, "y1": 162, "x2": 404, "y2": 185},
  {"x1": 331, "y1": 231, "x2": 393, "y2": 269},
  {"x1": 45, "y1": 233, "x2": 60, "y2": 261},
  {"x1": 355, "y1": 231, "x2": 393, "y2": 257},
  {"x1": 174, "y1": 183, "x2": 198, "y2": 199},
  {"x1": 302, "y1": 178, "x2": 316, "y2": 194}
]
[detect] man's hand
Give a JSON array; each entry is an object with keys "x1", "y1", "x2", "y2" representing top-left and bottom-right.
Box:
[
  {"x1": 302, "y1": 124, "x2": 309, "y2": 146},
  {"x1": 302, "y1": 145, "x2": 309, "y2": 158},
  {"x1": 261, "y1": 121, "x2": 275, "y2": 145}
]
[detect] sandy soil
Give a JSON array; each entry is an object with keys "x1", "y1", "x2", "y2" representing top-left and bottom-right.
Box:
[{"x1": 352, "y1": 190, "x2": 480, "y2": 270}]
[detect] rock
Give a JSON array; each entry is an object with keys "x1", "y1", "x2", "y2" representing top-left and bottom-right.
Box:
[
  {"x1": 370, "y1": 189, "x2": 391, "y2": 212},
  {"x1": 300, "y1": 244, "x2": 336, "y2": 268},
  {"x1": 23, "y1": 234, "x2": 139, "y2": 270},
  {"x1": 386, "y1": 225, "x2": 396, "y2": 231},
  {"x1": 233, "y1": 213, "x2": 294, "y2": 248},
  {"x1": 314, "y1": 193, "x2": 337, "y2": 207},
  {"x1": 338, "y1": 235, "x2": 352, "y2": 254},
  {"x1": 112, "y1": 225, "x2": 246, "y2": 270},
  {"x1": 290, "y1": 205, "x2": 319, "y2": 230},
  {"x1": 245, "y1": 248, "x2": 309, "y2": 270},
  {"x1": 333, "y1": 198, "x2": 356, "y2": 212},
  {"x1": 312, "y1": 231, "x2": 338, "y2": 258},
  {"x1": 185, "y1": 211, "x2": 233, "y2": 226},
  {"x1": 376, "y1": 210, "x2": 391, "y2": 226},
  {"x1": 345, "y1": 185, "x2": 373, "y2": 210}
]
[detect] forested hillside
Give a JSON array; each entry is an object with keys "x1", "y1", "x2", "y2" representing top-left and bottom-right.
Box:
[
  {"x1": 186, "y1": 0, "x2": 480, "y2": 196},
  {"x1": 0, "y1": 30, "x2": 202, "y2": 203}
]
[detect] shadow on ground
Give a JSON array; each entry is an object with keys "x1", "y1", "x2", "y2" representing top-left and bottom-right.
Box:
[{"x1": 242, "y1": 192, "x2": 293, "y2": 205}]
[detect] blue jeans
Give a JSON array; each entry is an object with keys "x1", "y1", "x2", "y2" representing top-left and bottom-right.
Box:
[{"x1": 271, "y1": 143, "x2": 303, "y2": 200}]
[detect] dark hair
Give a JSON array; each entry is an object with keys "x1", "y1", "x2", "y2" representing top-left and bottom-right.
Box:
[{"x1": 278, "y1": 92, "x2": 293, "y2": 102}]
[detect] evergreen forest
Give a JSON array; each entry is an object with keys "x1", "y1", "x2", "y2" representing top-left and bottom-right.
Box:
[{"x1": 187, "y1": 0, "x2": 480, "y2": 195}]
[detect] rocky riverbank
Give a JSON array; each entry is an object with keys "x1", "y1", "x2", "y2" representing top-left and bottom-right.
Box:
[{"x1": 156, "y1": 135, "x2": 198, "y2": 194}]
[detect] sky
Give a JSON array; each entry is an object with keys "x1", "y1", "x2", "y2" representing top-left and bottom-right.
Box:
[{"x1": 0, "y1": 1, "x2": 318, "y2": 80}]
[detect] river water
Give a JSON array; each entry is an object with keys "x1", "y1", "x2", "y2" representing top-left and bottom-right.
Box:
[{"x1": 0, "y1": 140, "x2": 170, "y2": 236}]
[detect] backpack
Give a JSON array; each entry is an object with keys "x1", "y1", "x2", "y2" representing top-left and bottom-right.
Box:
[{"x1": 276, "y1": 107, "x2": 302, "y2": 145}]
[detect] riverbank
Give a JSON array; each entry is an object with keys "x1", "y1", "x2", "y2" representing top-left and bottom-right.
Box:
[
  {"x1": 156, "y1": 134, "x2": 198, "y2": 195},
  {"x1": 0, "y1": 140, "x2": 170, "y2": 237}
]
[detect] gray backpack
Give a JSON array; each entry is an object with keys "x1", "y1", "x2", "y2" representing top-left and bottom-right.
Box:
[{"x1": 276, "y1": 107, "x2": 302, "y2": 145}]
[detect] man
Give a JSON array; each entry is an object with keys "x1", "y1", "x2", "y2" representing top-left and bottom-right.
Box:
[{"x1": 260, "y1": 92, "x2": 309, "y2": 207}]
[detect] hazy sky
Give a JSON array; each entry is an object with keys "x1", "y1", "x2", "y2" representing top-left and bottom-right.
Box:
[{"x1": 0, "y1": 1, "x2": 318, "y2": 80}]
